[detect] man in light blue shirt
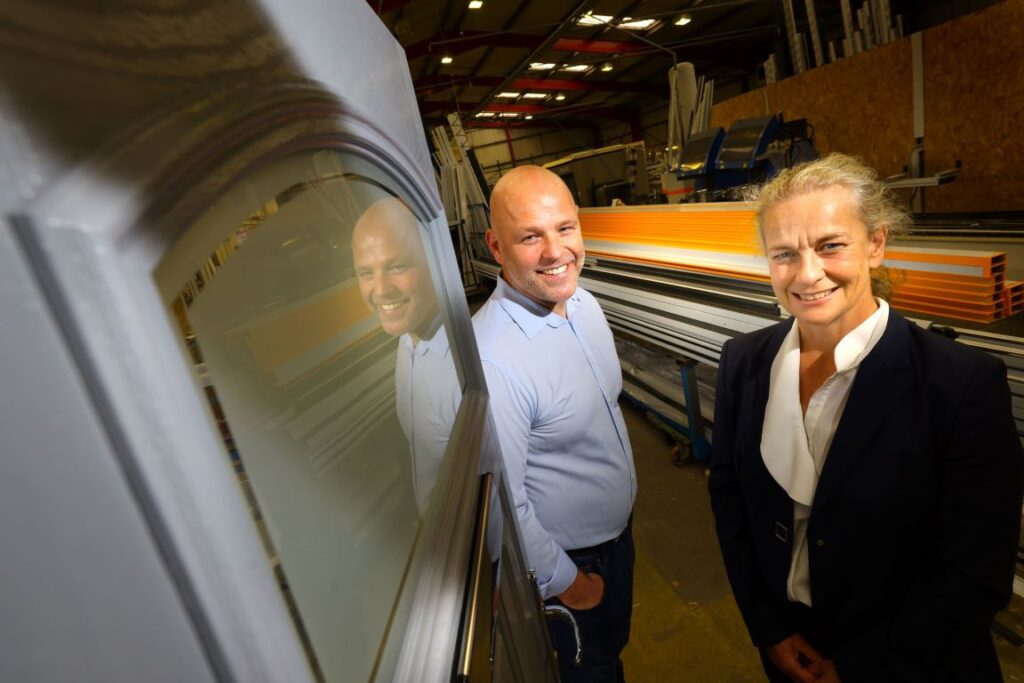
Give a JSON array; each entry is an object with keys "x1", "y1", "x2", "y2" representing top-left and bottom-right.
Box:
[
  {"x1": 473, "y1": 165, "x2": 636, "y2": 683},
  {"x1": 393, "y1": 323, "x2": 460, "y2": 511},
  {"x1": 353, "y1": 197, "x2": 461, "y2": 513}
]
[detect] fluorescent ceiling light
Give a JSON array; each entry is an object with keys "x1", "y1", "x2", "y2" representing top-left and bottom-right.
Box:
[
  {"x1": 617, "y1": 17, "x2": 657, "y2": 30},
  {"x1": 475, "y1": 112, "x2": 496, "y2": 117},
  {"x1": 577, "y1": 11, "x2": 657, "y2": 30},
  {"x1": 500, "y1": 112, "x2": 519, "y2": 118},
  {"x1": 576, "y1": 12, "x2": 613, "y2": 26},
  {"x1": 468, "y1": 0, "x2": 483, "y2": 8},
  {"x1": 675, "y1": 14, "x2": 692, "y2": 26},
  {"x1": 497, "y1": 92, "x2": 520, "y2": 98},
  {"x1": 555, "y1": 94, "x2": 566, "y2": 101},
  {"x1": 530, "y1": 62, "x2": 556, "y2": 70},
  {"x1": 441, "y1": 56, "x2": 453, "y2": 64},
  {"x1": 559, "y1": 64, "x2": 589, "y2": 72},
  {"x1": 600, "y1": 62, "x2": 614, "y2": 72},
  {"x1": 521, "y1": 93, "x2": 548, "y2": 99},
  {"x1": 525, "y1": 115, "x2": 534, "y2": 120}
]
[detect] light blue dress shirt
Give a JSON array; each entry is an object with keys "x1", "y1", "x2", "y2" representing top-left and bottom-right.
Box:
[
  {"x1": 395, "y1": 322, "x2": 462, "y2": 512},
  {"x1": 473, "y1": 277, "x2": 636, "y2": 598}
]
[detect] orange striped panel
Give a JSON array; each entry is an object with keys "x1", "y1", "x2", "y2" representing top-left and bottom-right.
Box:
[
  {"x1": 892, "y1": 270, "x2": 1001, "y2": 293},
  {"x1": 893, "y1": 283, "x2": 1000, "y2": 305},
  {"x1": 580, "y1": 205, "x2": 761, "y2": 255},
  {"x1": 587, "y1": 249, "x2": 771, "y2": 284},
  {"x1": 886, "y1": 248, "x2": 1006, "y2": 278}
]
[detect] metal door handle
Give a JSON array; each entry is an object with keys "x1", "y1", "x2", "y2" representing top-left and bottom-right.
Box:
[
  {"x1": 455, "y1": 473, "x2": 494, "y2": 682},
  {"x1": 543, "y1": 604, "x2": 582, "y2": 666}
]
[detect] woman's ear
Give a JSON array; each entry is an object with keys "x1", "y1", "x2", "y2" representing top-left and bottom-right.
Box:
[{"x1": 868, "y1": 226, "x2": 887, "y2": 269}]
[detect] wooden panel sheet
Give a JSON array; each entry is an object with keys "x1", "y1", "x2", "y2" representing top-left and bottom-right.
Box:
[
  {"x1": 709, "y1": 0, "x2": 1024, "y2": 213},
  {"x1": 710, "y1": 39, "x2": 912, "y2": 180},
  {"x1": 923, "y1": 0, "x2": 1024, "y2": 212}
]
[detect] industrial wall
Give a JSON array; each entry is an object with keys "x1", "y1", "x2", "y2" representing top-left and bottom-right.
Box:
[
  {"x1": 468, "y1": 126, "x2": 600, "y2": 184},
  {"x1": 709, "y1": 0, "x2": 1024, "y2": 213}
]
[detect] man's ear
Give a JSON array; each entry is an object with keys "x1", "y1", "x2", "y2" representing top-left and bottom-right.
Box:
[{"x1": 485, "y1": 229, "x2": 504, "y2": 265}]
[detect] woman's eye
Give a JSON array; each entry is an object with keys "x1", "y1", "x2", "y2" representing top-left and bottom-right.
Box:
[{"x1": 820, "y1": 242, "x2": 844, "y2": 253}]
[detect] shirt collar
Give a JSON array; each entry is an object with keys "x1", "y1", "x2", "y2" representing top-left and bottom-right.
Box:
[
  {"x1": 494, "y1": 275, "x2": 581, "y2": 339},
  {"x1": 819, "y1": 298, "x2": 889, "y2": 373},
  {"x1": 760, "y1": 298, "x2": 890, "y2": 506},
  {"x1": 399, "y1": 317, "x2": 451, "y2": 357}
]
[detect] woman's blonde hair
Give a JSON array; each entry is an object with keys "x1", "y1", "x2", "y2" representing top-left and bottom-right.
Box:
[{"x1": 747, "y1": 153, "x2": 911, "y2": 299}]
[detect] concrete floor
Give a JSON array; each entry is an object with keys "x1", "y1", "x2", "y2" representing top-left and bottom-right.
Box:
[{"x1": 618, "y1": 400, "x2": 1024, "y2": 682}]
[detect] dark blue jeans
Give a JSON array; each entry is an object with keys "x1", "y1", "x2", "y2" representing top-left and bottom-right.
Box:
[{"x1": 546, "y1": 521, "x2": 635, "y2": 683}]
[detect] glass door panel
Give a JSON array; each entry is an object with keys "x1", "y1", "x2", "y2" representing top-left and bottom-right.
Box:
[{"x1": 156, "y1": 149, "x2": 463, "y2": 682}]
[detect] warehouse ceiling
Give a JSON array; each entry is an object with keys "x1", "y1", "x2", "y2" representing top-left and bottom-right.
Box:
[{"x1": 371, "y1": 0, "x2": 1001, "y2": 130}]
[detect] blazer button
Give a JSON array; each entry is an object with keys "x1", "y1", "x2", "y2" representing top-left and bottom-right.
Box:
[{"x1": 815, "y1": 539, "x2": 825, "y2": 548}]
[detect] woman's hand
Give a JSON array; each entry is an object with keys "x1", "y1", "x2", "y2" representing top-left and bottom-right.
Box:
[{"x1": 767, "y1": 634, "x2": 825, "y2": 683}]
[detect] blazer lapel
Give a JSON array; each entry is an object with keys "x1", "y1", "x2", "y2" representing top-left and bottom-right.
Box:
[
  {"x1": 736, "y1": 320, "x2": 795, "y2": 524},
  {"x1": 813, "y1": 313, "x2": 913, "y2": 512},
  {"x1": 739, "y1": 319, "x2": 794, "y2": 448}
]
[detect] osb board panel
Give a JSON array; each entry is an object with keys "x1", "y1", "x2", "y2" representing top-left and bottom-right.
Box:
[
  {"x1": 923, "y1": 0, "x2": 1024, "y2": 212},
  {"x1": 710, "y1": 38, "x2": 913, "y2": 179},
  {"x1": 709, "y1": 0, "x2": 1024, "y2": 213}
]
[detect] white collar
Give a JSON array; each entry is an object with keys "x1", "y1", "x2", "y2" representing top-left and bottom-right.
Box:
[{"x1": 760, "y1": 299, "x2": 889, "y2": 505}]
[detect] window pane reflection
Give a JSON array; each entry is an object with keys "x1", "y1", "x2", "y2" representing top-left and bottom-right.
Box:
[{"x1": 160, "y1": 150, "x2": 463, "y2": 681}]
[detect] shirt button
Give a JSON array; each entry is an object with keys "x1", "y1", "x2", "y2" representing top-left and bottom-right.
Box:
[{"x1": 815, "y1": 539, "x2": 825, "y2": 548}]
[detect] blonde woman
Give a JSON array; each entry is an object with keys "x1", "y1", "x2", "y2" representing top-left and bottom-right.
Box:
[{"x1": 709, "y1": 154, "x2": 1022, "y2": 682}]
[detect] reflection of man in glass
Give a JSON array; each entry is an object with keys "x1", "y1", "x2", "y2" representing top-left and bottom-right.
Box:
[{"x1": 352, "y1": 197, "x2": 460, "y2": 512}]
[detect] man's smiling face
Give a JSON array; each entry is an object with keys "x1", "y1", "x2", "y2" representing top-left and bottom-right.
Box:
[
  {"x1": 352, "y1": 198, "x2": 438, "y2": 341},
  {"x1": 486, "y1": 168, "x2": 584, "y2": 317}
]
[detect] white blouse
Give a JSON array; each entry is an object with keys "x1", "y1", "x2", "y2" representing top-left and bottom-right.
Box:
[{"x1": 761, "y1": 299, "x2": 890, "y2": 606}]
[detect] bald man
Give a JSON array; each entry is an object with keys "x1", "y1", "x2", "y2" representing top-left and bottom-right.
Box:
[
  {"x1": 472, "y1": 166, "x2": 636, "y2": 682},
  {"x1": 352, "y1": 197, "x2": 460, "y2": 512}
]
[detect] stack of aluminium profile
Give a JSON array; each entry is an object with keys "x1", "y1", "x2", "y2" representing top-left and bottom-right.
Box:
[
  {"x1": 576, "y1": 202, "x2": 782, "y2": 367},
  {"x1": 886, "y1": 246, "x2": 1009, "y2": 323}
]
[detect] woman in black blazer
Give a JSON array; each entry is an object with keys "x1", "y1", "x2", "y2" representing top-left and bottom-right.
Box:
[{"x1": 709, "y1": 154, "x2": 1023, "y2": 682}]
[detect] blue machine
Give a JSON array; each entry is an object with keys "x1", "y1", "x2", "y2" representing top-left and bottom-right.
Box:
[
  {"x1": 675, "y1": 127, "x2": 726, "y2": 195},
  {"x1": 713, "y1": 114, "x2": 782, "y2": 190},
  {"x1": 670, "y1": 115, "x2": 789, "y2": 201}
]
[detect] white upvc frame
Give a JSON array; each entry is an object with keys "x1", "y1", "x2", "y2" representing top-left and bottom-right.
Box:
[{"x1": 11, "y1": 80, "x2": 489, "y2": 683}]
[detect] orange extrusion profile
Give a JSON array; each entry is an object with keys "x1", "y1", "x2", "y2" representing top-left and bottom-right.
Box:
[{"x1": 577, "y1": 203, "x2": 1017, "y2": 324}]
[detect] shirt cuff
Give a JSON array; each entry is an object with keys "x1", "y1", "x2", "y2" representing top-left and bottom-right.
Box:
[{"x1": 538, "y1": 549, "x2": 579, "y2": 599}]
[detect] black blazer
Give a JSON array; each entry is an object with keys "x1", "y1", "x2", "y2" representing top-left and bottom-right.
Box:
[{"x1": 709, "y1": 311, "x2": 1023, "y2": 682}]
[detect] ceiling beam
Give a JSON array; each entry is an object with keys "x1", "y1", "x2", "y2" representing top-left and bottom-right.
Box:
[
  {"x1": 449, "y1": 0, "x2": 533, "y2": 113},
  {"x1": 420, "y1": 101, "x2": 549, "y2": 116},
  {"x1": 548, "y1": 37, "x2": 647, "y2": 54},
  {"x1": 512, "y1": 77, "x2": 657, "y2": 92},
  {"x1": 414, "y1": 74, "x2": 660, "y2": 95},
  {"x1": 469, "y1": 0, "x2": 597, "y2": 119},
  {"x1": 455, "y1": 120, "x2": 563, "y2": 129},
  {"x1": 406, "y1": 31, "x2": 648, "y2": 61},
  {"x1": 366, "y1": 0, "x2": 415, "y2": 15}
]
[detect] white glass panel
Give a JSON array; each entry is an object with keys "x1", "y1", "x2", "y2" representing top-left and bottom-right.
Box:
[{"x1": 157, "y1": 150, "x2": 463, "y2": 681}]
